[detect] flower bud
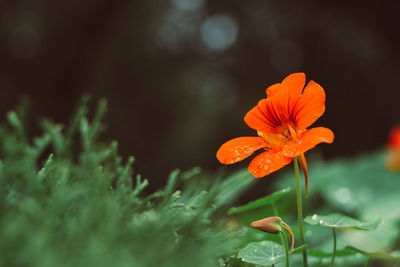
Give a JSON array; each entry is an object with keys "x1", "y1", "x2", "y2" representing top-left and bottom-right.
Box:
[
  {"x1": 251, "y1": 216, "x2": 294, "y2": 252},
  {"x1": 250, "y1": 216, "x2": 282, "y2": 234}
]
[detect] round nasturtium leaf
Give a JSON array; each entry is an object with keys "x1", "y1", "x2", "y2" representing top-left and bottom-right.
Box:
[
  {"x1": 238, "y1": 241, "x2": 285, "y2": 266},
  {"x1": 304, "y1": 213, "x2": 382, "y2": 230},
  {"x1": 345, "y1": 246, "x2": 400, "y2": 261},
  {"x1": 308, "y1": 248, "x2": 355, "y2": 258}
]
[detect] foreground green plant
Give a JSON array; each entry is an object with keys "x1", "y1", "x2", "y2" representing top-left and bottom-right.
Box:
[{"x1": 0, "y1": 98, "x2": 255, "y2": 267}]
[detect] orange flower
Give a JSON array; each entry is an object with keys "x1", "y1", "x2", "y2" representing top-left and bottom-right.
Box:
[
  {"x1": 217, "y1": 73, "x2": 334, "y2": 195},
  {"x1": 388, "y1": 126, "x2": 400, "y2": 151},
  {"x1": 387, "y1": 126, "x2": 400, "y2": 170}
]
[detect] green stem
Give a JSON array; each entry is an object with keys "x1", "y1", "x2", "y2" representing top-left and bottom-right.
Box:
[
  {"x1": 330, "y1": 228, "x2": 337, "y2": 267},
  {"x1": 281, "y1": 231, "x2": 290, "y2": 267},
  {"x1": 294, "y1": 157, "x2": 308, "y2": 267},
  {"x1": 364, "y1": 257, "x2": 372, "y2": 267}
]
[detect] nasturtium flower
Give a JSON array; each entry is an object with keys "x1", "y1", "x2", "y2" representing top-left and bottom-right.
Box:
[
  {"x1": 217, "y1": 73, "x2": 334, "y2": 195},
  {"x1": 387, "y1": 126, "x2": 400, "y2": 170},
  {"x1": 388, "y1": 126, "x2": 400, "y2": 151}
]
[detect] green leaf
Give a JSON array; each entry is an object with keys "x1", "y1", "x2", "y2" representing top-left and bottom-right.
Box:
[
  {"x1": 345, "y1": 246, "x2": 400, "y2": 260},
  {"x1": 66, "y1": 94, "x2": 89, "y2": 138},
  {"x1": 7, "y1": 111, "x2": 26, "y2": 142},
  {"x1": 215, "y1": 169, "x2": 254, "y2": 207},
  {"x1": 308, "y1": 248, "x2": 355, "y2": 258},
  {"x1": 304, "y1": 213, "x2": 382, "y2": 230},
  {"x1": 291, "y1": 244, "x2": 307, "y2": 254},
  {"x1": 238, "y1": 241, "x2": 285, "y2": 266},
  {"x1": 227, "y1": 188, "x2": 291, "y2": 215},
  {"x1": 89, "y1": 98, "x2": 107, "y2": 140}
]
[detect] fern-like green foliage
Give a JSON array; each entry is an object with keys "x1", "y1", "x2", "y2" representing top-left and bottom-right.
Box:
[{"x1": 0, "y1": 97, "x2": 254, "y2": 267}]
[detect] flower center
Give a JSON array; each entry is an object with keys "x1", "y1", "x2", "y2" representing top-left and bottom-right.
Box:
[{"x1": 258, "y1": 124, "x2": 298, "y2": 150}]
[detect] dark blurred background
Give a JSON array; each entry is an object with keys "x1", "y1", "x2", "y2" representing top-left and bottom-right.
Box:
[{"x1": 1, "y1": 0, "x2": 400, "y2": 191}]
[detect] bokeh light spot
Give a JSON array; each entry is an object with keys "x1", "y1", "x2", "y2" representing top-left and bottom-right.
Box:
[
  {"x1": 200, "y1": 14, "x2": 238, "y2": 51},
  {"x1": 156, "y1": 23, "x2": 183, "y2": 53},
  {"x1": 335, "y1": 187, "x2": 353, "y2": 204},
  {"x1": 171, "y1": 0, "x2": 205, "y2": 11}
]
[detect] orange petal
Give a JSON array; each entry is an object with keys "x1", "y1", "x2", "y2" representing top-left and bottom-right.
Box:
[
  {"x1": 217, "y1": 137, "x2": 266, "y2": 164},
  {"x1": 276, "y1": 73, "x2": 306, "y2": 118},
  {"x1": 248, "y1": 150, "x2": 292, "y2": 178},
  {"x1": 281, "y1": 127, "x2": 334, "y2": 157},
  {"x1": 388, "y1": 125, "x2": 400, "y2": 150},
  {"x1": 294, "y1": 80, "x2": 326, "y2": 130},
  {"x1": 267, "y1": 72, "x2": 305, "y2": 99},
  {"x1": 281, "y1": 72, "x2": 306, "y2": 96},
  {"x1": 265, "y1": 83, "x2": 281, "y2": 97},
  {"x1": 244, "y1": 99, "x2": 281, "y2": 133}
]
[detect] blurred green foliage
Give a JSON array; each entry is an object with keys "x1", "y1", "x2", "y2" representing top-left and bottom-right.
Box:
[{"x1": 0, "y1": 98, "x2": 256, "y2": 267}]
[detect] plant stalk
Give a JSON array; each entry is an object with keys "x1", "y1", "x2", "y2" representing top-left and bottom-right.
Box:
[
  {"x1": 281, "y1": 231, "x2": 290, "y2": 267},
  {"x1": 330, "y1": 228, "x2": 337, "y2": 267},
  {"x1": 294, "y1": 157, "x2": 308, "y2": 267}
]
